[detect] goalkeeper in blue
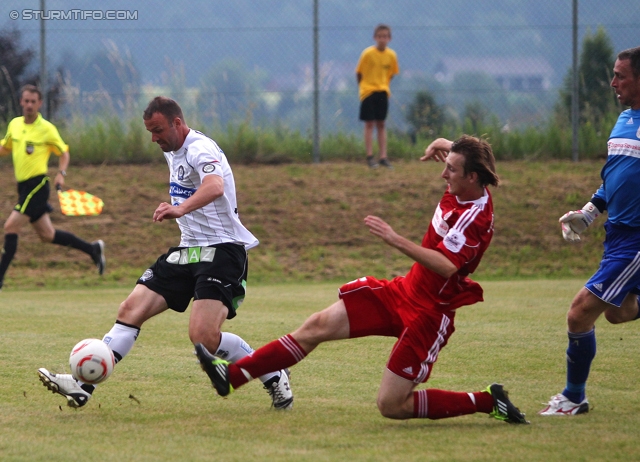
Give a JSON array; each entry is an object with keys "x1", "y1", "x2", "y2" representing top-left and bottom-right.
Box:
[{"x1": 540, "y1": 46, "x2": 640, "y2": 416}]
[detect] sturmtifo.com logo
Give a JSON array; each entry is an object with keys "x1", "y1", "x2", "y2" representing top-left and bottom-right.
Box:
[{"x1": 10, "y1": 9, "x2": 138, "y2": 21}]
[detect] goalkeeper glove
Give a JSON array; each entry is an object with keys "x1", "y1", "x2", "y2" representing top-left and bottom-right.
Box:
[{"x1": 559, "y1": 202, "x2": 600, "y2": 242}]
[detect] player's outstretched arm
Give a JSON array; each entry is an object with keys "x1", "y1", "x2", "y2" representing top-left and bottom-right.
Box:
[
  {"x1": 364, "y1": 215, "x2": 457, "y2": 278},
  {"x1": 559, "y1": 202, "x2": 601, "y2": 242},
  {"x1": 421, "y1": 138, "x2": 453, "y2": 162}
]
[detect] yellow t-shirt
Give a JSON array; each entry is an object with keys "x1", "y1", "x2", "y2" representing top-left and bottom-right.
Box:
[
  {"x1": 356, "y1": 46, "x2": 399, "y2": 101},
  {"x1": 1, "y1": 113, "x2": 69, "y2": 182}
]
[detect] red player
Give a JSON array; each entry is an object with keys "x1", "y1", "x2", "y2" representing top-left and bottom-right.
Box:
[{"x1": 197, "y1": 135, "x2": 528, "y2": 424}]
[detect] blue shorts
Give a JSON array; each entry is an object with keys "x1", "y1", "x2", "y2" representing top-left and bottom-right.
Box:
[{"x1": 585, "y1": 221, "x2": 640, "y2": 307}]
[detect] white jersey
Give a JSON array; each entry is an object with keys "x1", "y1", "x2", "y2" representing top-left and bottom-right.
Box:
[{"x1": 164, "y1": 129, "x2": 258, "y2": 249}]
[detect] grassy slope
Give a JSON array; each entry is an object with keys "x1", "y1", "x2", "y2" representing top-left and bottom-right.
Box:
[{"x1": 0, "y1": 159, "x2": 605, "y2": 289}]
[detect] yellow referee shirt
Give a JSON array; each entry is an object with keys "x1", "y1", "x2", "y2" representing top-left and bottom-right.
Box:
[
  {"x1": 1, "y1": 113, "x2": 69, "y2": 182},
  {"x1": 356, "y1": 46, "x2": 399, "y2": 101}
]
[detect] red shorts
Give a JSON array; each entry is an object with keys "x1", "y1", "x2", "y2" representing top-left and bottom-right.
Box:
[{"x1": 339, "y1": 276, "x2": 455, "y2": 383}]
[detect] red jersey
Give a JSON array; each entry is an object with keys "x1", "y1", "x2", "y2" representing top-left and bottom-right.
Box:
[{"x1": 399, "y1": 187, "x2": 494, "y2": 311}]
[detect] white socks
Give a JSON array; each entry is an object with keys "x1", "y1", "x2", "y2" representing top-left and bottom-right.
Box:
[
  {"x1": 216, "y1": 332, "x2": 280, "y2": 384},
  {"x1": 102, "y1": 322, "x2": 140, "y2": 363}
]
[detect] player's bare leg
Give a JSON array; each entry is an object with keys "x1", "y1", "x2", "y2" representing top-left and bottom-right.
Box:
[
  {"x1": 30, "y1": 213, "x2": 56, "y2": 242},
  {"x1": 604, "y1": 292, "x2": 640, "y2": 324},
  {"x1": 567, "y1": 288, "x2": 610, "y2": 333},
  {"x1": 4, "y1": 210, "x2": 30, "y2": 235},
  {"x1": 117, "y1": 284, "x2": 169, "y2": 326},
  {"x1": 189, "y1": 299, "x2": 229, "y2": 354},
  {"x1": 364, "y1": 121, "x2": 377, "y2": 168},
  {"x1": 291, "y1": 299, "x2": 351, "y2": 353},
  {"x1": 376, "y1": 121, "x2": 387, "y2": 157},
  {"x1": 377, "y1": 370, "x2": 416, "y2": 419}
]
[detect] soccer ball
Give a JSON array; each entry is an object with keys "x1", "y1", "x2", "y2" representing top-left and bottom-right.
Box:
[{"x1": 69, "y1": 338, "x2": 115, "y2": 385}]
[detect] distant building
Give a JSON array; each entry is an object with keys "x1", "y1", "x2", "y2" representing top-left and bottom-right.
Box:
[{"x1": 434, "y1": 57, "x2": 554, "y2": 91}]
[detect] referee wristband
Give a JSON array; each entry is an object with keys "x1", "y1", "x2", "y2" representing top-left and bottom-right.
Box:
[{"x1": 59, "y1": 170, "x2": 66, "y2": 177}]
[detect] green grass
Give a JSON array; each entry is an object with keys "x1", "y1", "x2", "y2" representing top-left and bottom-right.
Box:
[
  {"x1": 0, "y1": 111, "x2": 614, "y2": 166},
  {"x1": 1, "y1": 281, "x2": 639, "y2": 461}
]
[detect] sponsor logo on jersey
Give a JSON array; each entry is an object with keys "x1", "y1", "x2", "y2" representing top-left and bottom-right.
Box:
[
  {"x1": 178, "y1": 165, "x2": 185, "y2": 180},
  {"x1": 203, "y1": 163, "x2": 216, "y2": 173},
  {"x1": 443, "y1": 229, "x2": 466, "y2": 253},
  {"x1": 139, "y1": 269, "x2": 153, "y2": 281},
  {"x1": 627, "y1": 117, "x2": 634, "y2": 125},
  {"x1": 26, "y1": 142, "x2": 34, "y2": 154},
  {"x1": 637, "y1": 126, "x2": 640, "y2": 139},
  {"x1": 431, "y1": 204, "x2": 450, "y2": 237},
  {"x1": 169, "y1": 182, "x2": 196, "y2": 199}
]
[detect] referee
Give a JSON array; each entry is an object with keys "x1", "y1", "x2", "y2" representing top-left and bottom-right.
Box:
[{"x1": 0, "y1": 84, "x2": 105, "y2": 290}]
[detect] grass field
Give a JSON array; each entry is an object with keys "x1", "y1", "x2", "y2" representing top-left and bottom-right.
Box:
[{"x1": 1, "y1": 281, "x2": 639, "y2": 462}]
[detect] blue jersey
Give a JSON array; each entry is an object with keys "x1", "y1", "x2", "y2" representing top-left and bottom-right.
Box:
[{"x1": 592, "y1": 108, "x2": 640, "y2": 227}]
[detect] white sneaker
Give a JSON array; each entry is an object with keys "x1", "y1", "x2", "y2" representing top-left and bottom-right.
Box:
[
  {"x1": 539, "y1": 393, "x2": 589, "y2": 416},
  {"x1": 37, "y1": 368, "x2": 92, "y2": 408},
  {"x1": 264, "y1": 369, "x2": 293, "y2": 410}
]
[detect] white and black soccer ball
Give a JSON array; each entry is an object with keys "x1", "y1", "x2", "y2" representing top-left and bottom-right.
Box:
[{"x1": 69, "y1": 338, "x2": 115, "y2": 385}]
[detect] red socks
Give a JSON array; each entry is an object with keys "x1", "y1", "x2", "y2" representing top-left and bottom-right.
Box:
[
  {"x1": 413, "y1": 389, "x2": 494, "y2": 419},
  {"x1": 229, "y1": 334, "x2": 307, "y2": 389}
]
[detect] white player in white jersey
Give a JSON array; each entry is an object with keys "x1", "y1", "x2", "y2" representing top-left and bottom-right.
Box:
[
  {"x1": 37, "y1": 97, "x2": 293, "y2": 411},
  {"x1": 165, "y1": 129, "x2": 258, "y2": 249}
]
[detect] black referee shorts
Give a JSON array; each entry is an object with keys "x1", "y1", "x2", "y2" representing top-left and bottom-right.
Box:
[{"x1": 15, "y1": 175, "x2": 54, "y2": 222}]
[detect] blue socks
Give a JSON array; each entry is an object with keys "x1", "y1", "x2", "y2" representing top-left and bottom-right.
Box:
[{"x1": 563, "y1": 329, "x2": 596, "y2": 404}]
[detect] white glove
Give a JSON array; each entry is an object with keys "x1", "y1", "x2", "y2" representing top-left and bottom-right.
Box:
[{"x1": 559, "y1": 202, "x2": 600, "y2": 242}]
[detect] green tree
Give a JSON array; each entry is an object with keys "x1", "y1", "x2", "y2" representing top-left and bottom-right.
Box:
[
  {"x1": 406, "y1": 90, "x2": 446, "y2": 139},
  {"x1": 0, "y1": 29, "x2": 34, "y2": 123},
  {"x1": 197, "y1": 59, "x2": 268, "y2": 128},
  {"x1": 558, "y1": 26, "x2": 617, "y2": 125}
]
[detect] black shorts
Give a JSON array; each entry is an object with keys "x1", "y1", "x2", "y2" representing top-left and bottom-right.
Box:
[
  {"x1": 15, "y1": 175, "x2": 54, "y2": 223},
  {"x1": 137, "y1": 242, "x2": 248, "y2": 319},
  {"x1": 359, "y1": 91, "x2": 389, "y2": 121}
]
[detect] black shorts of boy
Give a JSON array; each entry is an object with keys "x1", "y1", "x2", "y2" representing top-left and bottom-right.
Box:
[
  {"x1": 359, "y1": 91, "x2": 389, "y2": 121},
  {"x1": 15, "y1": 175, "x2": 54, "y2": 223},
  {"x1": 137, "y1": 242, "x2": 248, "y2": 319}
]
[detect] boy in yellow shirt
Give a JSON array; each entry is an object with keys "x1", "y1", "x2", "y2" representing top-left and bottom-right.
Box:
[
  {"x1": 356, "y1": 24, "x2": 399, "y2": 168},
  {"x1": 0, "y1": 85, "x2": 105, "y2": 290}
]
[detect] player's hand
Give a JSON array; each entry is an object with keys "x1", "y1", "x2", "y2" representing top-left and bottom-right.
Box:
[
  {"x1": 153, "y1": 202, "x2": 184, "y2": 222},
  {"x1": 364, "y1": 215, "x2": 399, "y2": 245},
  {"x1": 54, "y1": 172, "x2": 65, "y2": 188},
  {"x1": 421, "y1": 138, "x2": 452, "y2": 162},
  {"x1": 559, "y1": 202, "x2": 600, "y2": 242}
]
